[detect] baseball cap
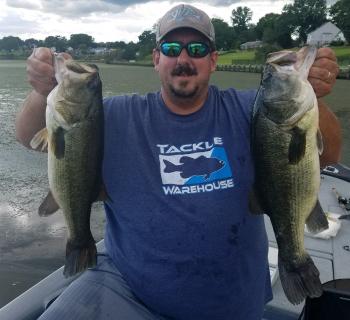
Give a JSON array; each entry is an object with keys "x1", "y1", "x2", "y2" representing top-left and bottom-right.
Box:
[{"x1": 156, "y1": 4, "x2": 215, "y2": 46}]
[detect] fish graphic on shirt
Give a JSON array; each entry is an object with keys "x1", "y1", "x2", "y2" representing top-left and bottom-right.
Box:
[{"x1": 163, "y1": 156, "x2": 225, "y2": 179}]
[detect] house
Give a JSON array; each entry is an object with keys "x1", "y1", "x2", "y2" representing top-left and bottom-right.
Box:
[
  {"x1": 240, "y1": 41, "x2": 263, "y2": 50},
  {"x1": 307, "y1": 22, "x2": 346, "y2": 46},
  {"x1": 89, "y1": 47, "x2": 109, "y2": 54}
]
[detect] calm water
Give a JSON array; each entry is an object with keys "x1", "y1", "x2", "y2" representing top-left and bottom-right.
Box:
[{"x1": 0, "y1": 60, "x2": 349, "y2": 307}]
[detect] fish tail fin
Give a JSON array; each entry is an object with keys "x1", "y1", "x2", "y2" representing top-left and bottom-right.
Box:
[
  {"x1": 306, "y1": 200, "x2": 329, "y2": 234},
  {"x1": 30, "y1": 128, "x2": 48, "y2": 151},
  {"x1": 163, "y1": 159, "x2": 178, "y2": 173},
  {"x1": 63, "y1": 236, "x2": 97, "y2": 277},
  {"x1": 278, "y1": 253, "x2": 323, "y2": 305}
]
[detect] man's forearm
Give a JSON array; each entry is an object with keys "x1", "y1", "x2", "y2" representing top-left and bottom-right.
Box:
[
  {"x1": 15, "y1": 90, "x2": 47, "y2": 149},
  {"x1": 318, "y1": 98, "x2": 342, "y2": 167}
]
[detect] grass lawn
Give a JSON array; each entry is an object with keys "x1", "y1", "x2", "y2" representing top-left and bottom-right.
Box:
[
  {"x1": 218, "y1": 46, "x2": 350, "y2": 65},
  {"x1": 218, "y1": 50, "x2": 256, "y2": 64},
  {"x1": 331, "y1": 46, "x2": 350, "y2": 57}
]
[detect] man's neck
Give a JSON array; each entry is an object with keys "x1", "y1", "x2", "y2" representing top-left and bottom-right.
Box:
[{"x1": 160, "y1": 87, "x2": 209, "y2": 115}]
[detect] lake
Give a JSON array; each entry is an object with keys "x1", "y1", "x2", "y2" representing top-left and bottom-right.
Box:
[{"x1": 0, "y1": 60, "x2": 349, "y2": 307}]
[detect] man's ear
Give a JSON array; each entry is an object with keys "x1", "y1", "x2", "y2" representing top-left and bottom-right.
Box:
[
  {"x1": 210, "y1": 51, "x2": 218, "y2": 73},
  {"x1": 153, "y1": 49, "x2": 160, "y2": 71}
]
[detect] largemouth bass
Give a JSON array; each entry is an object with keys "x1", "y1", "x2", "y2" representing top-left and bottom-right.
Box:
[
  {"x1": 251, "y1": 46, "x2": 329, "y2": 304},
  {"x1": 30, "y1": 53, "x2": 104, "y2": 277}
]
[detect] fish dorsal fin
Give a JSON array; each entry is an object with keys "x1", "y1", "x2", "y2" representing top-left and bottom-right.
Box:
[
  {"x1": 288, "y1": 127, "x2": 306, "y2": 164},
  {"x1": 30, "y1": 128, "x2": 48, "y2": 151},
  {"x1": 51, "y1": 126, "x2": 66, "y2": 159},
  {"x1": 305, "y1": 200, "x2": 329, "y2": 234}
]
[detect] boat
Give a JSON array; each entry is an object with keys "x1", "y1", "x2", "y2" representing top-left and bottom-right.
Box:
[{"x1": 0, "y1": 164, "x2": 349, "y2": 320}]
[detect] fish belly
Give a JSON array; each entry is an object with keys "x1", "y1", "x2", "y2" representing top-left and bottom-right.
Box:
[
  {"x1": 48, "y1": 117, "x2": 103, "y2": 276},
  {"x1": 253, "y1": 109, "x2": 322, "y2": 304}
]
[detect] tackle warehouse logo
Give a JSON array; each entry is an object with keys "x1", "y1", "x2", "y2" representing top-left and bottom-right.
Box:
[{"x1": 157, "y1": 138, "x2": 234, "y2": 195}]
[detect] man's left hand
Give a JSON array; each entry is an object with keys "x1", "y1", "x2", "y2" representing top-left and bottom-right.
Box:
[{"x1": 308, "y1": 47, "x2": 339, "y2": 98}]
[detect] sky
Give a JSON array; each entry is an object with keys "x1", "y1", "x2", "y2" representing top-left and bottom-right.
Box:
[{"x1": 0, "y1": 0, "x2": 339, "y2": 43}]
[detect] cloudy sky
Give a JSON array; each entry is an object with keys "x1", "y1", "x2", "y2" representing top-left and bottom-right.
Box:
[{"x1": 0, "y1": 0, "x2": 338, "y2": 43}]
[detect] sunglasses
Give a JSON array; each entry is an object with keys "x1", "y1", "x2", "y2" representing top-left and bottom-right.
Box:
[{"x1": 158, "y1": 41, "x2": 211, "y2": 58}]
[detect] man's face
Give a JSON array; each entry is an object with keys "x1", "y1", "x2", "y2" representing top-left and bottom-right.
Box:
[{"x1": 153, "y1": 28, "x2": 218, "y2": 101}]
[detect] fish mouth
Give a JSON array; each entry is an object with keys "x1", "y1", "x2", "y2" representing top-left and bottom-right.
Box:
[
  {"x1": 266, "y1": 46, "x2": 318, "y2": 79},
  {"x1": 267, "y1": 50, "x2": 297, "y2": 66}
]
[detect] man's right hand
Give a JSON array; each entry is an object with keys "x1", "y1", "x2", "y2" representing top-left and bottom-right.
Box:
[{"x1": 27, "y1": 47, "x2": 71, "y2": 96}]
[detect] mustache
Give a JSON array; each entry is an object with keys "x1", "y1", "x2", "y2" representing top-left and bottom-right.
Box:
[{"x1": 171, "y1": 64, "x2": 198, "y2": 76}]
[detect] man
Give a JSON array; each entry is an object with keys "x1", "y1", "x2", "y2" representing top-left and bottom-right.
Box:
[{"x1": 16, "y1": 4, "x2": 341, "y2": 320}]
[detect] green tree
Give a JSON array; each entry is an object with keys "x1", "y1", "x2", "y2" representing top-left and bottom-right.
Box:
[
  {"x1": 329, "y1": 0, "x2": 350, "y2": 43},
  {"x1": 107, "y1": 41, "x2": 127, "y2": 50},
  {"x1": 69, "y1": 33, "x2": 94, "y2": 50},
  {"x1": 44, "y1": 36, "x2": 68, "y2": 52},
  {"x1": 231, "y1": 7, "x2": 256, "y2": 46},
  {"x1": 211, "y1": 18, "x2": 235, "y2": 50},
  {"x1": 24, "y1": 38, "x2": 40, "y2": 49},
  {"x1": 0, "y1": 36, "x2": 23, "y2": 51},
  {"x1": 231, "y1": 6, "x2": 253, "y2": 33},
  {"x1": 255, "y1": 13, "x2": 294, "y2": 48},
  {"x1": 137, "y1": 30, "x2": 156, "y2": 58},
  {"x1": 121, "y1": 42, "x2": 137, "y2": 60},
  {"x1": 282, "y1": 0, "x2": 327, "y2": 45},
  {"x1": 255, "y1": 13, "x2": 280, "y2": 41}
]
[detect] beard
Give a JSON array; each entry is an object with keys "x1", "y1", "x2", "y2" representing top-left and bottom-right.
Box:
[
  {"x1": 169, "y1": 81, "x2": 199, "y2": 98},
  {"x1": 168, "y1": 63, "x2": 199, "y2": 98}
]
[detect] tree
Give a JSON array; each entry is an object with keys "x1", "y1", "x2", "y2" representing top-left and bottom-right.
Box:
[
  {"x1": 24, "y1": 38, "x2": 40, "y2": 49},
  {"x1": 107, "y1": 41, "x2": 127, "y2": 50},
  {"x1": 231, "y1": 6, "x2": 253, "y2": 33},
  {"x1": 255, "y1": 13, "x2": 294, "y2": 48},
  {"x1": 211, "y1": 18, "x2": 235, "y2": 50},
  {"x1": 329, "y1": 0, "x2": 350, "y2": 43},
  {"x1": 44, "y1": 36, "x2": 68, "y2": 52},
  {"x1": 0, "y1": 36, "x2": 23, "y2": 51},
  {"x1": 137, "y1": 30, "x2": 156, "y2": 58},
  {"x1": 282, "y1": 0, "x2": 327, "y2": 45},
  {"x1": 231, "y1": 7, "x2": 256, "y2": 46},
  {"x1": 255, "y1": 14, "x2": 280, "y2": 41},
  {"x1": 121, "y1": 42, "x2": 137, "y2": 60},
  {"x1": 69, "y1": 33, "x2": 94, "y2": 50}
]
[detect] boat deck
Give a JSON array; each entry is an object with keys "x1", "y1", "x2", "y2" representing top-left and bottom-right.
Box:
[
  {"x1": 0, "y1": 166, "x2": 349, "y2": 320},
  {"x1": 265, "y1": 170, "x2": 350, "y2": 318}
]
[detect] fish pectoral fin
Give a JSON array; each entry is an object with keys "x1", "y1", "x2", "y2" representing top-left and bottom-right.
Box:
[
  {"x1": 305, "y1": 200, "x2": 329, "y2": 234},
  {"x1": 288, "y1": 127, "x2": 306, "y2": 164},
  {"x1": 248, "y1": 189, "x2": 264, "y2": 215},
  {"x1": 30, "y1": 128, "x2": 48, "y2": 151},
  {"x1": 51, "y1": 126, "x2": 66, "y2": 159},
  {"x1": 38, "y1": 190, "x2": 60, "y2": 216},
  {"x1": 317, "y1": 129, "x2": 324, "y2": 155}
]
